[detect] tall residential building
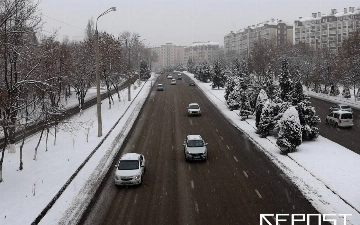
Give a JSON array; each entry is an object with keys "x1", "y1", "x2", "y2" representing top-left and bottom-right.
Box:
[
  {"x1": 224, "y1": 19, "x2": 293, "y2": 58},
  {"x1": 294, "y1": 6, "x2": 360, "y2": 52},
  {"x1": 151, "y1": 42, "x2": 185, "y2": 72},
  {"x1": 184, "y1": 41, "x2": 220, "y2": 65}
]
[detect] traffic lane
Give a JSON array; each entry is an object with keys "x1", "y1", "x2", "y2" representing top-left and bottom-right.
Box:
[
  {"x1": 310, "y1": 97, "x2": 360, "y2": 154},
  {"x1": 79, "y1": 76, "x2": 182, "y2": 225},
  {"x1": 175, "y1": 79, "x2": 325, "y2": 225}
]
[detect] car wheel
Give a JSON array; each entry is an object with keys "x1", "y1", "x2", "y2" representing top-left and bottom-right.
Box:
[
  {"x1": 334, "y1": 123, "x2": 338, "y2": 128},
  {"x1": 325, "y1": 119, "x2": 328, "y2": 124},
  {"x1": 139, "y1": 176, "x2": 143, "y2": 185}
]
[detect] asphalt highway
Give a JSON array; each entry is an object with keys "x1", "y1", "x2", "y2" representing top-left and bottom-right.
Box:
[{"x1": 78, "y1": 73, "x2": 329, "y2": 225}]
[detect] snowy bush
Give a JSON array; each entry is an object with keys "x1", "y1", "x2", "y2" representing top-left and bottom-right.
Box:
[{"x1": 276, "y1": 106, "x2": 302, "y2": 153}]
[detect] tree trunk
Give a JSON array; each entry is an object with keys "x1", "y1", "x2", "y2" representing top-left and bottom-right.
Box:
[
  {"x1": 34, "y1": 129, "x2": 44, "y2": 160},
  {"x1": 19, "y1": 125, "x2": 26, "y2": 170},
  {"x1": 45, "y1": 127, "x2": 49, "y2": 152},
  {"x1": 1, "y1": 126, "x2": 9, "y2": 182}
]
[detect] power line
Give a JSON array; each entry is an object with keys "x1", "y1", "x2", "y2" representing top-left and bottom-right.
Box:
[{"x1": 42, "y1": 14, "x2": 85, "y2": 31}]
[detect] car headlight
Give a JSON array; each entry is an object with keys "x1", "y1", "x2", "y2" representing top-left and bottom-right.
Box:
[
  {"x1": 186, "y1": 151, "x2": 190, "y2": 154},
  {"x1": 134, "y1": 175, "x2": 141, "y2": 180}
]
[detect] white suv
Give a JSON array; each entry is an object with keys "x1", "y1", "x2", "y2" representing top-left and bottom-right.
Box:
[
  {"x1": 114, "y1": 153, "x2": 146, "y2": 186},
  {"x1": 187, "y1": 103, "x2": 201, "y2": 116},
  {"x1": 183, "y1": 135, "x2": 208, "y2": 160},
  {"x1": 325, "y1": 111, "x2": 353, "y2": 128}
]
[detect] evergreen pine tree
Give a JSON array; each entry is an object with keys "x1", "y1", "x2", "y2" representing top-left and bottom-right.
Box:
[
  {"x1": 264, "y1": 67, "x2": 276, "y2": 100},
  {"x1": 239, "y1": 89, "x2": 252, "y2": 120},
  {"x1": 278, "y1": 59, "x2": 293, "y2": 102},
  {"x1": 212, "y1": 60, "x2": 226, "y2": 89},
  {"x1": 296, "y1": 96, "x2": 321, "y2": 141},
  {"x1": 258, "y1": 100, "x2": 276, "y2": 137},
  {"x1": 255, "y1": 89, "x2": 268, "y2": 129},
  {"x1": 290, "y1": 78, "x2": 305, "y2": 105},
  {"x1": 276, "y1": 106, "x2": 302, "y2": 154}
]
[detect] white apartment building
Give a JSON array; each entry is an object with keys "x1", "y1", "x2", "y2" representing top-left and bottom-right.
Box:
[
  {"x1": 294, "y1": 6, "x2": 360, "y2": 52},
  {"x1": 151, "y1": 41, "x2": 220, "y2": 71},
  {"x1": 151, "y1": 42, "x2": 185, "y2": 72},
  {"x1": 184, "y1": 41, "x2": 220, "y2": 65},
  {"x1": 224, "y1": 19, "x2": 293, "y2": 59}
]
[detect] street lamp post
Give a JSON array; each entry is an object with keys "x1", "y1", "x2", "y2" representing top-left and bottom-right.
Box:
[{"x1": 95, "y1": 7, "x2": 116, "y2": 137}]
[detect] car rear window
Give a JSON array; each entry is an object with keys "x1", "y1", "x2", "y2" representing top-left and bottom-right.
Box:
[
  {"x1": 187, "y1": 140, "x2": 204, "y2": 147},
  {"x1": 341, "y1": 113, "x2": 353, "y2": 119},
  {"x1": 118, "y1": 160, "x2": 139, "y2": 170},
  {"x1": 189, "y1": 105, "x2": 199, "y2": 109}
]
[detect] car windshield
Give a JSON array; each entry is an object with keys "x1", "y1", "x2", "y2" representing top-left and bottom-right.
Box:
[
  {"x1": 158, "y1": 84, "x2": 163, "y2": 87},
  {"x1": 118, "y1": 160, "x2": 139, "y2": 170},
  {"x1": 341, "y1": 113, "x2": 353, "y2": 119},
  {"x1": 341, "y1": 106, "x2": 351, "y2": 109},
  {"x1": 187, "y1": 140, "x2": 204, "y2": 147},
  {"x1": 189, "y1": 105, "x2": 199, "y2": 109}
]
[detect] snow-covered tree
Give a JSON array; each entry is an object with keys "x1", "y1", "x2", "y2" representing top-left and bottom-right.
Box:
[
  {"x1": 212, "y1": 60, "x2": 226, "y2": 89},
  {"x1": 276, "y1": 106, "x2": 302, "y2": 153},
  {"x1": 278, "y1": 59, "x2": 293, "y2": 102},
  {"x1": 263, "y1": 67, "x2": 277, "y2": 100},
  {"x1": 198, "y1": 61, "x2": 212, "y2": 82},
  {"x1": 257, "y1": 100, "x2": 276, "y2": 137},
  {"x1": 224, "y1": 75, "x2": 238, "y2": 109},
  {"x1": 290, "y1": 78, "x2": 305, "y2": 106},
  {"x1": 255, "y1": 89, "x2": 268, "y2": 128},
  {"x1": 238, "y1": 89, "x2": 252, "y2": 120}
]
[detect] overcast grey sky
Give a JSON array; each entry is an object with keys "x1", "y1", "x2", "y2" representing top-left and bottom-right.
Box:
[{"x1": 38, "y1": 0, "x2": 359, "y2": 46}]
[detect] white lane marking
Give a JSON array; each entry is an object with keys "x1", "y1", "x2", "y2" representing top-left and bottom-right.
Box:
[
  {"x1": 216, "y1": 129, "x2": 218, "y2": 132},
  {"x1": 220, "y1": 136, "x2": 223, "y2": 140},
  {"x1": 194, "y1": 201, "x2": 199, "y2": 213},
  {"x1": 189, "y1": 119, "x2": 193, "y2": 126},
  {"x1": 255, "y1": 189, "x2": 262, "y2": 199},
  {"x1": 191, "y1": 180, "x2": 195, "y2": 189},
  {"x1": 233, "y1": 156, "x2": 238, "y2": 162},
  {"x1": 226, "y1": 145, "x2": 230, "y2": 150},
  {"x1": 243, "y1": 171, "x2": 248, "y2": 178}
]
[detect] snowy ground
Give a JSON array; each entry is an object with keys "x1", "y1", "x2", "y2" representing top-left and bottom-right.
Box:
[{"x1": 0, "y1": 72, "x2": 359, "y2": 225}]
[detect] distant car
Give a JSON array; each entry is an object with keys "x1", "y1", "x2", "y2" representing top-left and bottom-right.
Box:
[
  {"x1": 114, "y1": 153, "x2": 146, "y2": 186},
  {"x1": 171, "y1": 78, "x2": 177, "y2": 85},
  {"x1": 160, "y1": 71, "x2": 164, "y2": 74},
  {"x1": 157, "y1": 84, "x2": 164, "y2": 91},
  {"x1": 183, "y1": 135, "x2": 208, "y2": 161},
  {"x1": 189, "y1": 81, "x2": 195, "y2": 86},
  {"x1": 329, "y1": 104, "x2": 352, "y2": 113},
  {"x1": 187, "y1": 103, "x2": 201, "y2": 116},
  {"x1": 167, "y1": 74, "x2": 172, "y2": 79},
  {"x1": 177, "y1": 74, "x2": 182, "y2": 80}
]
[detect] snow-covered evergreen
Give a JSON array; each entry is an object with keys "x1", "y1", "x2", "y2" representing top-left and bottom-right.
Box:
[
  {"x1": 255, "y1": 89, "x2": 268, "y2": 129},
  {"x1": 257, "y1": 100, "x2": 276, "y2": 137},
  {"x1": 212, "y1": 60, "x2": 226, "y2": 89},
  {"x1": 263, "y1": 67, "x2": 277, "y2": 100},
  {"x1": 276, "y1": 106, "x2": 302, "y2": 153},
  {"x1": 238, "y1": 89, "x2": 252, "y2": 120},
  {"x1": 278, "y1": 59, "x2": 293, "y2": 102}
]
